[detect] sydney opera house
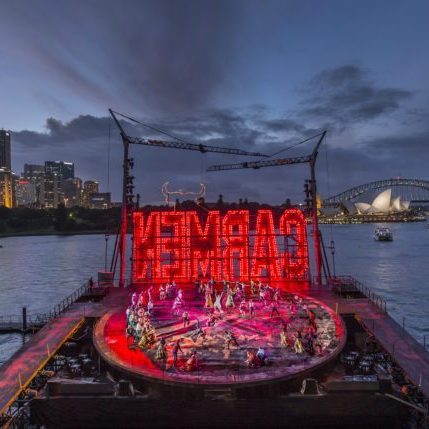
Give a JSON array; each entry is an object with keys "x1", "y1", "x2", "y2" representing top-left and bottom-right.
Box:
[{"x1": 355, "y1": 189, "x2": 410, "y2": 214}]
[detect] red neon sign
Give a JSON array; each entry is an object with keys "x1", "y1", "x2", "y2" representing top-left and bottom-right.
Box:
[{"x1": 132, "y1": 208, "x2": 309, "y2": 284}]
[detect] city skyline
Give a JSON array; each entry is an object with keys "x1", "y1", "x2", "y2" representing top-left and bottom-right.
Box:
[{"x1": 1, "y1": 1, "x2": 429, "y2": 204}]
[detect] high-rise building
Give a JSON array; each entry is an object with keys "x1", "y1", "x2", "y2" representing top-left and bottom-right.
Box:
[
  {"x1": 0, "y1": 130, "x2": 11, "y2": 170},
  {"x1": 44, "y1": 161, "x2": 74, "y2": 180},
  {"x1": 62, "y1": 177, "x2": 82, "y2": 207},
  {"x1": 89, "y1": 192, "x2": 111, "y2": 209},
  {"x1": 82, "y1": 180, "x2": 99, "y2": 208},
  {"x1": 15, "y1": 179, "x2": 37, "y2": 207},
  {"x1": 43, "y1": 161, "x2": 74, "y2": 208},
  {"x1": 23, "y1": 164, "x2": 45, "y2": 206},
  {"x1": 44, "y1": 172, "x2": 62, "y2": 208},
  {"x1": 0, "y1": 168, "x2": 13, "y2": 208}
]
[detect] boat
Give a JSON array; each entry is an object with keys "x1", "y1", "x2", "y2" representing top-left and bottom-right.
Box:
[{"x1": 374, "y1": 226, "x2": 393, "y2": 241}]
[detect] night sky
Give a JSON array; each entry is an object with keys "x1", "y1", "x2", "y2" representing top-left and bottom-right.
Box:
[{"x1": 1, "y1": 0, "x2": 428, "y2": 204}]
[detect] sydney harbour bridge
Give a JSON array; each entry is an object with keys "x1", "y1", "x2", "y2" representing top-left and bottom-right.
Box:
[{"x1": 323, "y1": 178, "x2": 429, "y2": 206}]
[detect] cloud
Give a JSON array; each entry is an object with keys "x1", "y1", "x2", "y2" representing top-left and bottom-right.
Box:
[
  {"x1": 10, "y1": 64, "x2": 427, "y2": 204},
  {"x1": 298, "y1": 65, "x2": 412, "y2": 128},
  {"x1": 4, "y1": 0, "x2": 242, "y2": 117}
]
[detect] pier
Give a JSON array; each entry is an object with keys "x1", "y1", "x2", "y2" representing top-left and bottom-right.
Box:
[
  {"x1": 309, "y1": 283, "x2": 429, "y2": 398},
  {"x1": 0, "y1": 287, "x2": 113, "y2": 419},
  {"x1": 0, "y1": 283, "x2": 92, "y2": 334},
  {"x1": 0, "y1": 306, "x2": 85, "y2": 417}
]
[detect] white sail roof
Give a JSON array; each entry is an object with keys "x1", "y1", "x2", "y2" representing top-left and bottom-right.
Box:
[
  {"x1": 355, "y1": 202, "x2": 371, "y2": 214},
  {"x1": 370, "y1": 189, "x2": 392, "y2": 213},
  {"x1": 392, "y1": 196, "x2": 402, "y2": 212}
]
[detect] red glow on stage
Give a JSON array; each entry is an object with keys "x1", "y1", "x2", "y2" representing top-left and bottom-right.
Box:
[{"x1": 132, "y1": 209, "x2": 309, "y2": 285}]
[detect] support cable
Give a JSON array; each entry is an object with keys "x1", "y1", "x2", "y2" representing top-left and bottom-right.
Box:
[
  {"x1": 111, "y1": 110, "x2": 196, "y2": 147},
  {"x1": 267, "y1": 132, "x2": 325, "y2": 158}
]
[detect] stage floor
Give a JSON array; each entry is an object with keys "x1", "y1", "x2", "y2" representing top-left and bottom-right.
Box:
[{"x1": 94, "y1": 292, "x2": 345, "y2": 386}]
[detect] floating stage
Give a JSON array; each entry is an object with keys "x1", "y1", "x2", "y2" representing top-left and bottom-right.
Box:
[{"x1": 94, "y1": 288, "x2": 346, "y2": 396}]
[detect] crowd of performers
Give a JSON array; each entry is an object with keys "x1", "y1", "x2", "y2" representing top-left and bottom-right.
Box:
[{"x1": 125, "y1": 279, "x2": 327, "y2": 372}]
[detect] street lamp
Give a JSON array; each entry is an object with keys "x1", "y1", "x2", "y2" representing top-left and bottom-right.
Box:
[{"x1": 104, "y1": 233, "x2": 109, "y2": 271}]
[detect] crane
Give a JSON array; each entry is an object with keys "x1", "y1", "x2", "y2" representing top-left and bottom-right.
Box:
[
  {"x1": 108, "y1": 109, "x2": 269, "y2": 287},
  {"x1": 207, "y1": 131, "x2": 328, "y2": 285}
]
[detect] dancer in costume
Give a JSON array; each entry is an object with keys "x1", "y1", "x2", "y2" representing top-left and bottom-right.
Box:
[
  {"x1": 294, "y1": 332, "x2": 304, "y2": 354},
  {"x1": 159, "y1": 285, "x2": 166, "y2": 300},
  {"x1": 239, "y1": 299, "x2": 247, "y2": 318},
  {"x1": 204, "y1": 284, "x2": 214, "y2": 308},
  {"x1": 224, "y1": 330, "x2": 239, "y2": 350},
  {"x1": 213, "y1": 292, "x2": 224, "y2": 314},
  {"x1": 249, "y1": 299, "x2": 255, "y2": 318},
  {"x1": 225, "y1": 285, "x2": 235, "y2": 309},
  {"x1": 155, "y1": 337, "x2": 167, "y2": 361},
  {"x1": 185, "y1": 350, "x2": 198, "y2": 371},
  {"x1": 270, "y1": 301, "x2": 281, "y2": 318},
  {"x1": 172, "y1": 339, "x2": 183, "y2": 367},
  {"x1": 182, "y1": 310, "x2": 190, "y2": 328}
]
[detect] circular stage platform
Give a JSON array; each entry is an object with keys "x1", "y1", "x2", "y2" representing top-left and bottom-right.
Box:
[{"x1": 94, "y1": 289, "x2": 346, "y2": 392}]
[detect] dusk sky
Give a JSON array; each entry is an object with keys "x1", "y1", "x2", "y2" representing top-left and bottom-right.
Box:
[{"x1": 1, "y1": 0, "x2": 428, "y2": 203}]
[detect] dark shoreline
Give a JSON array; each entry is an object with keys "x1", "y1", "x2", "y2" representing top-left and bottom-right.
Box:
[{"x1": 0, "y1": 230, "x2": 116, "y2": 239}]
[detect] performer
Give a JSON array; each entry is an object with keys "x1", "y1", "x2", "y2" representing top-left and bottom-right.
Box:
[
  {"x1": 147, "y1": 286, "x2": 154, "y2": 302},
  {"x1": 241, "y1": 281, "x2": 247, "y2": 297},
  {"x1": 304, "y1": 332, "x2": 315, "y2": 356},
  {"x1": 138, "y1": 329, "x2": 150, "y2": 349},
  {"x1": 190, "y1": 319, "x2": 206, "y2": 343},
  {"x1": 235, "y1": 282, "x2": 243, "y2": 302},
  {"x1": 172, "y1": 339, "x2": 183, "y2": 367},
  {"x1": 249, "y1": 299, "x2": 255, "y2": 318},
  {"x1": 225, "y1": 286, "x2": 235, "y2": 309},
  {"x1": 294, "y1": 333, "x2": 304, "y2": 354},
  {"x1": 207, "y1": 312, "x2": 218, "y2": 327},
  {"x1": 308, "y1": 309, "x2": 317, "y2": 331},
  {"x1": 185, "y1": 350, "x2": 198, "y2": 371},
  {"x1": 138, "y1": 291, "x2": 146, "y2": 307},
  {"x1": 172, "y1": 296, "x2": 183, "y2": 317},
  {"x1": 159, "y1": 285, "x2": 166, "y2": 301},
  {"x1": 182, "y1": 310, "x2": 190, "y2": 328},
  {"x1": 213, "y1": 292, "x2": 224, "y2": 314},
  {"x1": 256, "y1": 347, "x2": 268, "y2": 365},
  {"x1": 280, "y1": 327, "x2": 292, "y2": 349},
  {"x1": 165, "y1": 282, "x2": 172, "y2": 299},
  {"x1": 147, "y1": 299, "x2": 154, "y2": 316},
  {"x1": 273, "y1": 287, "x2": 281, "y2": 303},
  {"x1": 245, "y1": 350, "x2": 260, "y2": 368},
  {"x1": 155, "y1": 337, "x2": 167, "y2": 361},
  {"x1": 224, "y1": 330, "x2": 239, "y2": 350},
  {"x1": 250, "y1": 279, "x2": 256, "y2": 296},
  {"x1": 204, "y1": 284, "x2": 214, "y2": 308},
  {"x1": 131, "y1": 292, "x2": 138, "y2": 307},
  {"x1": 239, "y1": 298, "x2": 247, "y2": 318},
  {"x1": 194, "y1": 279, "x2": 200, "y2": 296},
  {"x1": 270, "y1": 301, "x2": 281, "y2": 318},
  {"x1": 259, "y1": 286, "x2": 266, "y2": 304}
]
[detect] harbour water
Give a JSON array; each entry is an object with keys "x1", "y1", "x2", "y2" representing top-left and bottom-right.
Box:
[{"x1": 0, "y1": 222, "x2": 428, "y2": 365}]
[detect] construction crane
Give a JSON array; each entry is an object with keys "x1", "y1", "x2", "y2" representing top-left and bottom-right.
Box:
[
  {"x1": 207, "y1": 131, "x2": 328, "y2": 286},
  {"x1": 108, "y1": 109, "x2": 269, "y2": 287}
]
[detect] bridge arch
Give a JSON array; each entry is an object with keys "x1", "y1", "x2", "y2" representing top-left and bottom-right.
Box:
[{"x1": 323, "y1": 178, "x2": 429, "y2": 204}]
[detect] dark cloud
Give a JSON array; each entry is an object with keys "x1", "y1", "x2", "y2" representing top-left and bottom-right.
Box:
[
  {"x1": 298, "y1": 65, "x2": 412, "y2": 128},
  {"x1": 5, "y1": 0, "x2": 242, "y2": 116},
  {"x1": 259, "y1": 118, "x2": 307, "y2": 133},
  {"x1": 10, "y1": 64, "x2": 427, "y2": 204}
]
